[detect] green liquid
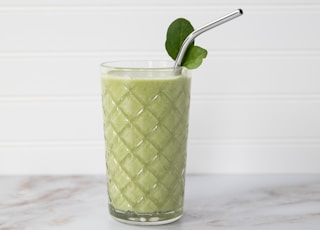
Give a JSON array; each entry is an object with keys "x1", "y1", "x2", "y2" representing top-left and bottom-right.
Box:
[{"x1": 101, "y1": 70, "x2": 191, "y2": 223}]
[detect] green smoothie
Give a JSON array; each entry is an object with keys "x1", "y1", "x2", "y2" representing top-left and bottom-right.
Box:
[{"x1": 101, "y1": 66, "x2": 191, "y2": 223}]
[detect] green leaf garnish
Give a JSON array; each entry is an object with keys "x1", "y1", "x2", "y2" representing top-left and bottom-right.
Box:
[
  {"x1": 182, "y1": 46, "x2": 208, "y2": 69},
  {"x1": 165, "y1": 18, "x2": 207, "y2": 69},
  {"x1": 165, "y1": 18, "x2": 194, "y2": 60}
]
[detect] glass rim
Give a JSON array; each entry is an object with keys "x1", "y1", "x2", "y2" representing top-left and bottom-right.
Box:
[{"x1": 100, "y1": 60, "x2": 185, "y2": 71}]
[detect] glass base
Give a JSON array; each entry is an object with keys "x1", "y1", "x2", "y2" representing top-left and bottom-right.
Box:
[{"x1": 109, "y1": 205, "x2": 183, "y2": 225}]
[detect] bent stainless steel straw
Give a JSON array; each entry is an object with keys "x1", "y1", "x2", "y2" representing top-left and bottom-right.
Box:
[{"x1": 174, "y1": 9, "x2": 243, "y2": 68}]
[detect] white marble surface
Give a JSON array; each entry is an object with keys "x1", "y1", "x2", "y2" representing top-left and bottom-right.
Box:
[{"x1": 1, "y1": 175, "x2": 320, "y2": 230}]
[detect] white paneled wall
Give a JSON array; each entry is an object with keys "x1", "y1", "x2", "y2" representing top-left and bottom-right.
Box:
[{"x1": 1, "y1": 0, "x2": 320, "y2": 174}]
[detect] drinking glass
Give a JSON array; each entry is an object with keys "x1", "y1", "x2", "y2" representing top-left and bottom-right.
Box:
[{"x1": 100, "y1": 60, "x2": 191, "y2": 225}]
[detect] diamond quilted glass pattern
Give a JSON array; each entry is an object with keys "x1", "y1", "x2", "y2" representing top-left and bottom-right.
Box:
[{"x1": 101, "y1": 70, "x2": 191, "y2": 221}]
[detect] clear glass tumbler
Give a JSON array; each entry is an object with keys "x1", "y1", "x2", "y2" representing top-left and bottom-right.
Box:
[{"x1": 100, "y1": 60, "x2": 191, "y2": 225}]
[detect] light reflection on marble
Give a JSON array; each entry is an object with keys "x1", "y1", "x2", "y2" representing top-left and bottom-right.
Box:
[{"x1": 0, "y1": 175, "x2": 320, "y2": 230}]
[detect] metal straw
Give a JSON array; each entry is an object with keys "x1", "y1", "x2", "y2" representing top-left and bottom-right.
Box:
[{"x1": 174, "y1": 9, "x2": 243, "y2": 68}]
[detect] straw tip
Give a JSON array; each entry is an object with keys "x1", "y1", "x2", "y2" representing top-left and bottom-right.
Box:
[{"x1": 238, "y1": 9, "x2": 243, "y2": 15}]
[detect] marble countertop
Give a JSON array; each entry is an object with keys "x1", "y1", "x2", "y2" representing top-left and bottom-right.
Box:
[{"x1": 1, "y1": 175, "x2": 320, "y2": 230}]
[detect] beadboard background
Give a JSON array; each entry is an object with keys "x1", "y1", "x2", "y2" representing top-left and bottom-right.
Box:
[{"x1": 0, "y1": 0, "x2": 320, "y2": 174}]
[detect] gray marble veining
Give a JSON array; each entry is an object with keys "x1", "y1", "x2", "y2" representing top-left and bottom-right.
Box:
[{"x1": 0, "y1": 175, "x2": 319, "y2": 230}]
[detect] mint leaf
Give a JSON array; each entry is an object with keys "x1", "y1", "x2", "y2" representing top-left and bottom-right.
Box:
[
  {"x1": 165, "y1": 18, "x2": 194, "y2": 60},
  {"x1": 165, "y1": 18, "x2": 208, "y2": 69},
  {"x1": 182, "y1": 46, "x2": 208, "y2": 69}
]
